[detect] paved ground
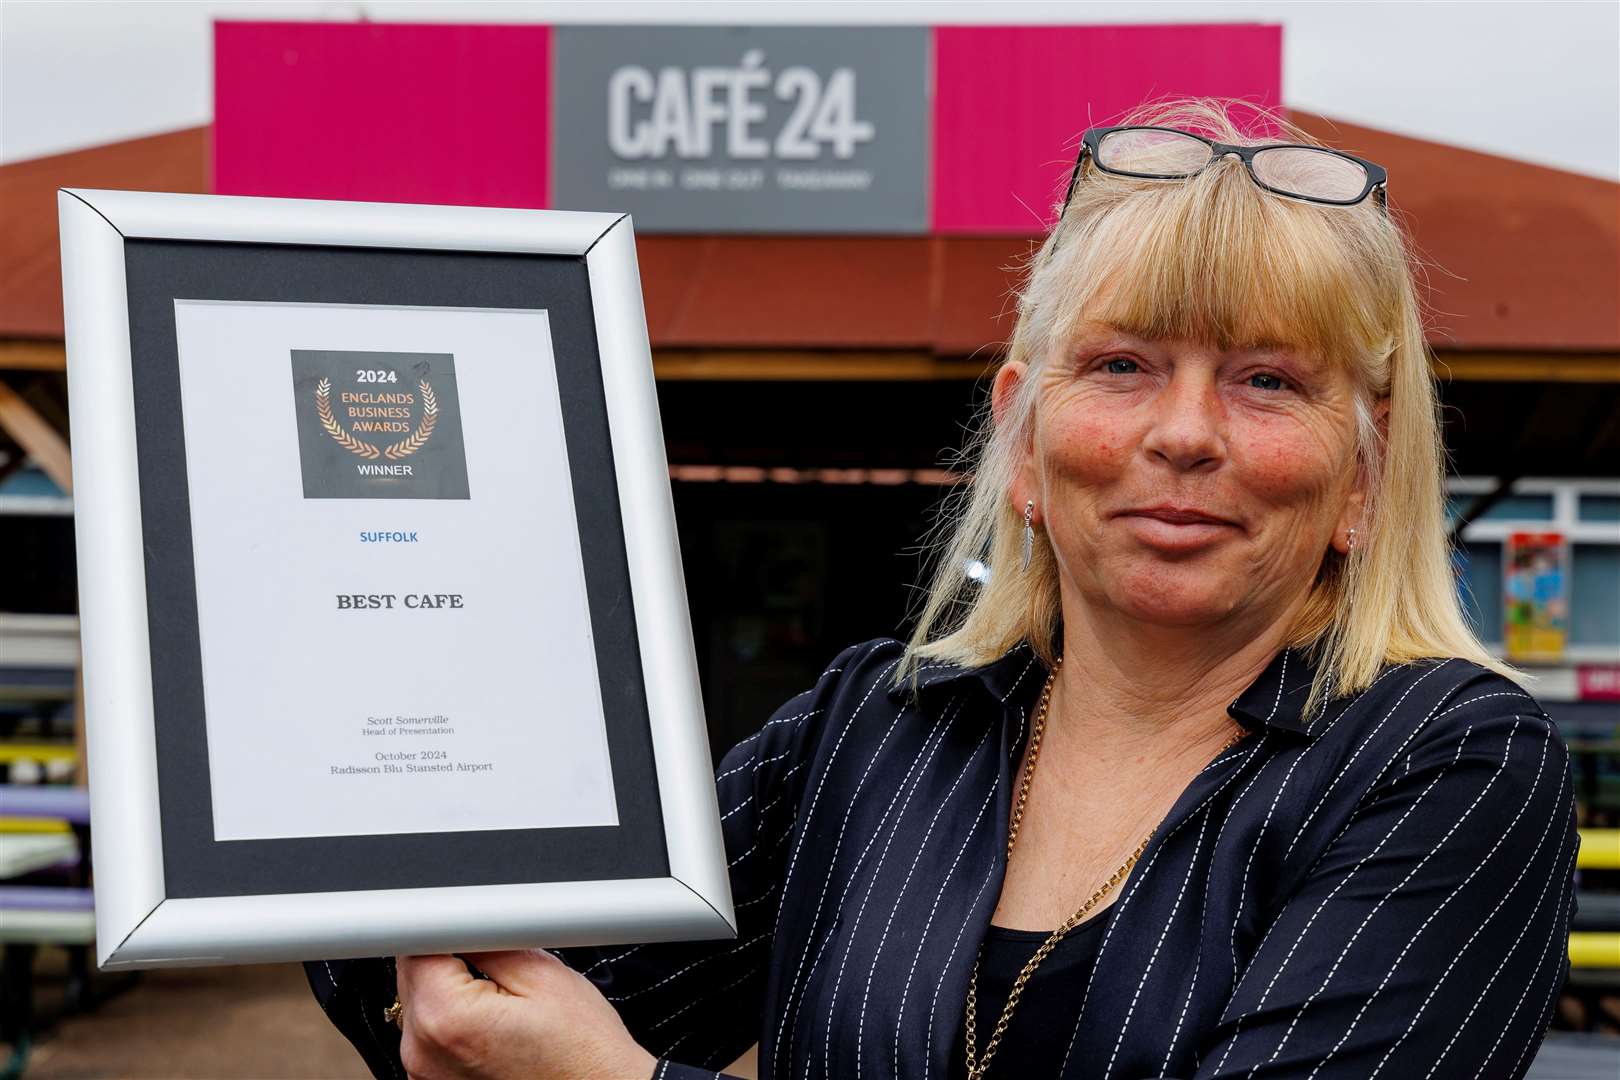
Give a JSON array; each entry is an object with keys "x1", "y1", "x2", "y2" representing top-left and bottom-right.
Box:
[
  {"x1": 11, "y1": 950, "x2": 367, "y2": 1079},
  {"x1": 4, "y1": 946, "x2": 1615, "y2": 1079}
]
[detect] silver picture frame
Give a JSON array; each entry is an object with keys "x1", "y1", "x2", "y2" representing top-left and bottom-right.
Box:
[{"x1": 58, "y1": 189, "x2": 732, "y2": 970}]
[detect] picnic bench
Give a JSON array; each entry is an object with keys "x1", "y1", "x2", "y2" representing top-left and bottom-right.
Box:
[
  {"x1": 0, "y1": 783, "x2": 96, "y2": 1080},
  {"x1": 1568, "y1": 826, "x2": 1620, "y2": 1032}
]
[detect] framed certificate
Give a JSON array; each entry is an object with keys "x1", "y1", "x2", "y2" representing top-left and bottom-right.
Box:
[{"x1": 59, "y1": 189, "x2": 731, "y2": 969}]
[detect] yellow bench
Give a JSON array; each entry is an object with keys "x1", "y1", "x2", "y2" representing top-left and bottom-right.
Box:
[
  {"x1": 1570, "y1": 932, "x2": 1620, "y2": 969},
  {"x1": 1576, "y1": 828, "x2": 1620, "y2": 871},
  {"x1": 0, "y1": 744, "x2": 76, "y2": 766},
  {"x1": 1571, "y1": 830, "x2": 1620, "y2": 971}
]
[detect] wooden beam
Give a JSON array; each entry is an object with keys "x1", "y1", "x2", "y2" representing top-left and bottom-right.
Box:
[
  {"x1": 9, "y1": 341, "x2": 998, "y2": 380},
  {"x1": 1432, "y1": 352, "x2": 1620, "y2": 383},
  {"x1": 0, "y1": 340, "x2": 66, "y2": 371},
  {"x1": 5, "y1": 338, "x2": 1618, "y2": 382},
  {"x1": 652, "y1": 349, "x2": 997, "y2": 381},
  {"x1": 655, "y1": 349, "x2": 1620, "y2": 382},
  {"x1": 1449, "y1": 473, "x2": 1521, "y2": 543},
  {"x1": 0, "y1": 380, "x2": 71, "y2": 492}
]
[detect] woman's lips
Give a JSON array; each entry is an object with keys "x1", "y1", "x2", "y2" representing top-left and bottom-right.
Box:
[
  {"x1": 1123, "y1": 506, "x2": 1238, "y2": 527},
  {"x1": 1115, "y1": 506, "x2": 1241, "y2": 550}
]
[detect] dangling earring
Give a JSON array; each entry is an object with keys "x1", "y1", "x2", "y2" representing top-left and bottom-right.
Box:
[
  {"x1": 1346, "y1": 526, "x2": 1358, "y2": 552},
  {"x1": 1022, "y1": 500, "x2": 1035, "y2": 571}
]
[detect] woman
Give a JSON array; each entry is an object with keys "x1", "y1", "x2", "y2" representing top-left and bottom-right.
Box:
[{"x1": 308, "y1": 99, "x2": 1579, "y2": 1079}]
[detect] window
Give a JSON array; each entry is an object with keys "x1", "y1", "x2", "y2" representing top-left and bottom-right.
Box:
[
  {"x1": 1446, "y1": 492, "x2": 1555, "y2": 523},
  {"x1": 1455, "y1": 541, "x2": 1503, "y2": 644},
  {"x1": 1579, "y1": 493, "x2": 1620, "y2": 523},
  {"x1": 1570, "y1": 544, "x2": 1620, "y2": 647},
  {"x1": 1447, "y1": 478, "x2": 1620, "y2": 659}
]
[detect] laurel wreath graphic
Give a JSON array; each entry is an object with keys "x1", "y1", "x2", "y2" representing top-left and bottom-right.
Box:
[
  {"x1": 314, "y1": 377, "x2": 439, "y2": 461},
  {"x1": 385, "y1": 381, "x2": 438, "y2": 460},
  {"x1": 315, "y1": 378, "x2": 379, "y2": 459}
]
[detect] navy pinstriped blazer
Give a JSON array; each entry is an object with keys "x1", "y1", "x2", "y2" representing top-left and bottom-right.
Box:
[{"x1": 308, "y1": 636, "x2": 1580, "y2": 1079}]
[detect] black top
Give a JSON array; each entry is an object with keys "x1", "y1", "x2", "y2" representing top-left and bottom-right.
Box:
[
  {"x1": 307, "y1": 637, "x2": 1579, "y2": 1080},
  {"x1": 956, "y1": 908, "x2": 1115, "y2": 1079}
]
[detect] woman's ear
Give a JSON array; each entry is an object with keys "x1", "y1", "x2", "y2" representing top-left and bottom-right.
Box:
[
  {"x1": 990, "y1": 359, "x2": 1024, "y2": 431},
  {"x1": 991, "y1": 360, "x2": 1039, "y2": 521},
  {"x1": 1332, "y1": 397, "x2": 1389, "y2": 554}
]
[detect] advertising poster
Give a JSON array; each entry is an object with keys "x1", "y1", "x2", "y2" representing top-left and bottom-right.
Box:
[{"x1": 1504, "y1": 531, "x2": 1569, "y2": 662}]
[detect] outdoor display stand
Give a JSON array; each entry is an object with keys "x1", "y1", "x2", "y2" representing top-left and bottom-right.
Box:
[{"x1": 58, "y1": 189, "x2": 731, "y2": 969}]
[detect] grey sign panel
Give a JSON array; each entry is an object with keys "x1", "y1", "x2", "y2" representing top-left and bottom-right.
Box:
[{"x1": 551, "y1": 25, "x2": 930, "y2": 233}]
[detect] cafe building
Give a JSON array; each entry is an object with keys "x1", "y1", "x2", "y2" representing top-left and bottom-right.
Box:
[{"x1": 1, "y1": 20, "x2": 1615, "y2": 767}]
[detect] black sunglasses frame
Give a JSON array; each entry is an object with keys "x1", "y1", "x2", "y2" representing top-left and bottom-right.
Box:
[{"x1": 1061, "y1": 124, "x2": 1390, "y2": 213}]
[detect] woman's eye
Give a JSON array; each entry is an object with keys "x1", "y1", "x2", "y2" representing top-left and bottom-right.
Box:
[
  {"x1": 1248, "y1": 372, "x2": 1287, "y2": 391},
  {"x1": 1104, "y1": 357, "x2": 1139, "y2": 374}
]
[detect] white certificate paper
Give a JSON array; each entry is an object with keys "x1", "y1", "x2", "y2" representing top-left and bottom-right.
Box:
[{"x1": 172, "y1": 300, "x2": 619, "y2": 841}]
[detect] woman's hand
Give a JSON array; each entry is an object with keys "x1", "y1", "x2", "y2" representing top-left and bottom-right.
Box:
[{"x1": 395, "y1": 950, "x2": 658, "y2": 1080}]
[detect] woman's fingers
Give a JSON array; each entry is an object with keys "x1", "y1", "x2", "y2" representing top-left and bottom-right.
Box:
[
  {"x1": 396, "y1": 953, "x2": 495, "y2": 1045},
  {"x1": 396, "y1": 955, "x2": 499, "y2": 1075},
  {"x1": 393, "y1": 949, "x2": 654, "y2": 1079},
  {"x1": 459, "y1": 948, "x2": 557, "y2": 998},
  {"x1": 396, "y1": 953, "x2": 479, "y2": 1001}
]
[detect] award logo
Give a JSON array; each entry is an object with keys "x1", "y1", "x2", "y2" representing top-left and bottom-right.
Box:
[{"x1": 289, "y1": 350, "x2": 470, "y2": 500}]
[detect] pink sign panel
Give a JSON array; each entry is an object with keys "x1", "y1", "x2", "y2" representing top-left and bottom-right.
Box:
[
  {"x1": 932, "y1": 24, "x2": 1283, "y2": 234},
  {"x1": 214, "y1": 22, "x2": 550, "y2": 208}
]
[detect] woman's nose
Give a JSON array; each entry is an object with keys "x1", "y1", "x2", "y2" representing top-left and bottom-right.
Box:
[{"x1": 1141, "y1": 372, "x2": 1226, "y2": 472}]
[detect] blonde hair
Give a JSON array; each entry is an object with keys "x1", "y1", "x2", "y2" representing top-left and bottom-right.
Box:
[{"x1": 896, "y1": 97, "x2": 1512, "y2": 711}]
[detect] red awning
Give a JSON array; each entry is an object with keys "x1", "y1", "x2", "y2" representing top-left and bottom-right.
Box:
[{"x1": 2, "y1": 114, "x2": 1615, "y2": 354}]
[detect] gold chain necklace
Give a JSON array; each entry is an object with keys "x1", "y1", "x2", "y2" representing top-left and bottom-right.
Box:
[{"x1": 962, "y1": 656, "x2": 1247, "y2": 1080}]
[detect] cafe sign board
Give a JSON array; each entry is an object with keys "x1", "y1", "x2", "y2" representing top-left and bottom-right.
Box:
[
  {"x1": 549, "y1": 26, "x2": 931, "y2": 232},
  {"x1": 214, "y1": 21, "x2": 1280, "y2": 235}
]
